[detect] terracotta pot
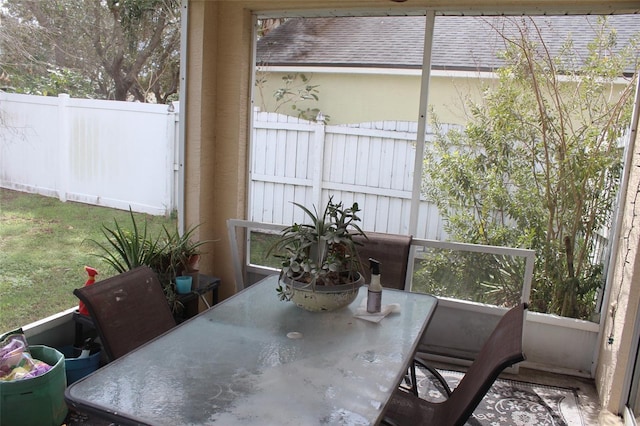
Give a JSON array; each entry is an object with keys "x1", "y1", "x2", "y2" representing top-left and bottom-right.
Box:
[{"x1": 187, "y1": 254, "x2": 200, "y2": 270}]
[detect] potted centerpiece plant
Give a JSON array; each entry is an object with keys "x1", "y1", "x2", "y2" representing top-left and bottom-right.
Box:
[{"x1": 269, "y1": 197, "x2": 367, "y2": 312}]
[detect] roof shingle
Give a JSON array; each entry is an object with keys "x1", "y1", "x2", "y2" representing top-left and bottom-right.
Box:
[{"x1": 257, "y1": 15, "x2": 640, "y2": 73}]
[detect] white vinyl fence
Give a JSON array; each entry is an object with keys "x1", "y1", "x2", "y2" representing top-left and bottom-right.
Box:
[
  {"x1": 0, "y1": 94, "x2": 447, "y2": 237},
  {"x1": 251, "y1": 111, "x2": 449, "y2": 239},
  {"x1": 0, "y1": 93, "x2": 178, "y2": 215}
]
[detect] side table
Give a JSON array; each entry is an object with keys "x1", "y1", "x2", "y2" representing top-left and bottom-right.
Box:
[
  {"x1": 176, "y1": 274, "x2": 221, "y2": 309},
  {"x1": 174, "y1": 274, "x2": 221, "y2": 322}
]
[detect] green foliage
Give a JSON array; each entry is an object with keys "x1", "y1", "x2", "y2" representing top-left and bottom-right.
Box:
[
  {"x1": 420, "y1": 17, "x2": 638, "y2": 319},
  {"x1": 0, "y1": 0, "x2": 180, "y2": 102},
  {"x1": 269, "y1": 197, "x2": 366, "y2": 298},
  {"x1": 88, "y1": 208, "x2": 209, "y2": 312},
  {"x1": 412, "y1": 250, "x2": 525, "y2": 307},
  {"x1": 89, "y1": 208, "x2": 165, "y2": 274},
  {"x1": 11, "y1": 66, "x2": 95, "y2": 98},
  {"x1": 159, "y1": 221, "x2": 209, "y2": 274},
  {"x1": 256, "y1": 72, "x2": 329, "y2": 122}
]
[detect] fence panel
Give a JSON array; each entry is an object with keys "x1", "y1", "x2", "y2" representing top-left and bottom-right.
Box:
[
  {"x1": 0, "y1": 93, "x2": 176, "y2": 215},
  {"x1": 0, "y1": 94, "x2": 60, "y2": 197},
  {"x1": 250, "y1": 111, "x2": 317, "y2": 225},
  {"x1": 1, "y1": 95, "x2": 446, "y2": 238},
  {"x1": 250, "y1": 113, "x2": 446, "y2": 240}
]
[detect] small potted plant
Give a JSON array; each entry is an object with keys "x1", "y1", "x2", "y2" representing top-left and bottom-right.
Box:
[
  {"x1": 269, "y1": 196, "x2": 367, "y2": 311},
  {"x1": 88, "y1": 208, "x2": 209, "y2": 313},
  {"x1": 162, "y1": 223, "x2": 209, "y2": 288}
]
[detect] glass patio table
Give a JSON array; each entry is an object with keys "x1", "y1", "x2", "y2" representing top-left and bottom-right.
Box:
[{"x1": 64, "y1": 275, "x2": 438, "y2": 425}]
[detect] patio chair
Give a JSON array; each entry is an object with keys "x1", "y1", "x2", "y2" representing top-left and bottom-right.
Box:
[
  {"x1": 73, "y1": 266, "x2": 176, "y2": 361},
  {"x1": 382, "y1": 303, "x2": 527, "y2": 426},
  {"x1": 354, "y1": 232, "x2": 412, "y2": 289}
]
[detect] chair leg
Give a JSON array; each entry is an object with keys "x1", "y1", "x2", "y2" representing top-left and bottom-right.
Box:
[
  {"x1": 402, "y1": 358, "x2": 453, "y2": 398},
  {"x1": 414, "y1": 358, "x2": 453, "y2": 397},
  {"x1": 409, "y1": 361, "x2": 419, "y2": 396},
  {"x1": 400, "y1": 362, "x2": 420, "y2": 396}
]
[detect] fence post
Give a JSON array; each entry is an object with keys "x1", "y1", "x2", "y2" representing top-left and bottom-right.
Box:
[
  {"x1": 168, "y1": 101, "x2": 179, "y2": 216},
  {"x1": 57, "y1": 94, "x2": 70, "y2": 202},
  {"x1": 312, "y1": 117, "x2": 326, "y2": 208}
]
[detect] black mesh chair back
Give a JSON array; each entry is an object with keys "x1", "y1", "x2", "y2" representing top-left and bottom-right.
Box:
[
  {"x1": 354, "y1": 232, "x2": 412, "y2": 289},
  {"x1": 73, "y1": 266, "x2": 176, "y2": 361},
  {"x1": 383, "y1": 303, "x2": 527, "y2": 426}
]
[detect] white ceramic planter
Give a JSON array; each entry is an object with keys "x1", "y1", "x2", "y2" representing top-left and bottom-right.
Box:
[{"x1": 282, "y1": 274, "x2": 364, "y2": 312}]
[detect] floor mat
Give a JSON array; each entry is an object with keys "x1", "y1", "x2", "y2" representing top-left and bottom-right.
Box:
[{"x1": 414, "y1": 368, "x2": 586, "y2": 426}]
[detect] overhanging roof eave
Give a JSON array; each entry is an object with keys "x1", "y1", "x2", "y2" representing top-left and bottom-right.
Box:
[{"x1": 256, "y1": 5, "x2": 640, "y2": 19}]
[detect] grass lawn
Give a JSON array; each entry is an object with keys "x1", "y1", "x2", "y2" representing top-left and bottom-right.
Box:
[{"x1": 0, "y1": 188, "x2": 176, "y2": 334}]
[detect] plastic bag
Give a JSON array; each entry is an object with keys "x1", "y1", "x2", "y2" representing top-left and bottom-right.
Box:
[{"x1": 0, "y1": 329, "x2": 52, "y2": 381}]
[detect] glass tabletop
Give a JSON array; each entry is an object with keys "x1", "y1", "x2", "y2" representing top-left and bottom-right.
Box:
[{"x1": 65, "y1": 275, "x2": 437, "y2": 425}]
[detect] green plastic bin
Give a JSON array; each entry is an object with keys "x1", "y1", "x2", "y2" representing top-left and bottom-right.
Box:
[{"x1": 0, "y1": 345, "x2": 68, "y2": 426}]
